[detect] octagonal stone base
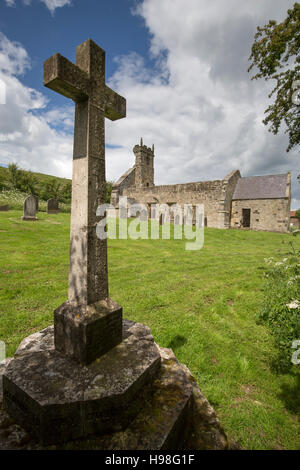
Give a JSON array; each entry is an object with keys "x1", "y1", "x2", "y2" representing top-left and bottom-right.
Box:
[{"x1": 3, "y1": 320, "x2": 161, "y2": 445}]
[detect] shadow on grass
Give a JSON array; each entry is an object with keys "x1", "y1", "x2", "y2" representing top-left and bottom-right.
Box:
[
  {"x1": 278, "y1": 371, "x2": 300, "y2": 417},
  {"x1": 167, "y1": 335, "x2": 187, "y2": 352}
]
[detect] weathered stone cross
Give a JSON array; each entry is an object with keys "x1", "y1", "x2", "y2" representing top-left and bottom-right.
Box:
[{"x1": 44, "y1": 39, "x2": 126, "y2": 364}]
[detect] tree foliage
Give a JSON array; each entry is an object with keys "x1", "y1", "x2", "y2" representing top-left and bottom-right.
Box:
[
  {"x1": 2, "y1": 164, "x2": 111, "y2": 206},
  {"x1": 41, "y1": 179, "x2": 62, "y2": 201},
  {"x1": 248, "y1": 3, "x2": 300, "y2": 151},
  {"x1": 19, "y1": 171, "x2": 38, "y2": 195},
  {"x1": 8, "y1": 163, "x2": 22, "y2": 189}
]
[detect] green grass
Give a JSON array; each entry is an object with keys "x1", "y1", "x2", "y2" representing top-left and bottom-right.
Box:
[{"x1": 0, "y1": 210, "x2": 299, "y2": 450}]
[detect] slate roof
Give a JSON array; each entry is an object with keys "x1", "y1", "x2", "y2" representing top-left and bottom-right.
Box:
[{"x1": 232, "y1": 174, "x2": 288, "y2": 200}]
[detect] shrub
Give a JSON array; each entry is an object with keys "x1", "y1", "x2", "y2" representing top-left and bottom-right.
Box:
[{"x1": 257, "y1": 243, "x2": 300, "y2": 372}]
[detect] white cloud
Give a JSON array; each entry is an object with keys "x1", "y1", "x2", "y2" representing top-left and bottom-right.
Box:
[
  {"x1": 105, "y1": 0, "x2": 299, "y2": 208},
  {"x1": 5, "y1": 0, "x2": 72, "y2": 14},
  {"x1": 0, "y1": 33, "x2": 30, "y2": 75},
  {"x1": 0, "y1": 33, "x2": 73, "y2": 178},
  {"x1": 40, "y1": 0, "x2": 72, "y2": 14}
]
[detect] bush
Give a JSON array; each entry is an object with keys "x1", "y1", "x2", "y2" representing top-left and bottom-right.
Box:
[
  {"x1": 0, "y1": 188, "x2": 28, "y2": 210},
  {"x1": 257, "y1": 243, "x2": 300, "y2": 372}
]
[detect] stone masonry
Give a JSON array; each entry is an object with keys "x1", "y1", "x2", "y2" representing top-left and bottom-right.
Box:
[{"x1": 111, "y1": 140, "x2": 291, "y2": 233}]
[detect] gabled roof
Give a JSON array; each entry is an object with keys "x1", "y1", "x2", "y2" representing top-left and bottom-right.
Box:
[
  {"x1": 113, "y1": 166, "x2": 135, "y2": 188},
  {"x1": 232, "y1": 174, "x2": 288, "y2": 200}
]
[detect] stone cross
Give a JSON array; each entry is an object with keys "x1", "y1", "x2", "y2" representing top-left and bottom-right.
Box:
[
  {"x1": 44, "y1": 40, "x2": 126, "y2": 364},
  {"x1": 44, "y1": 39, "x2": 126, "y2": 307}
]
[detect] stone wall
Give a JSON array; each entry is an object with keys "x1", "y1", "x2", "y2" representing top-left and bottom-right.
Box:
[
  {"x1": 217, "y1": 170, "x2": 241, "y2": 229},
  {"x1": 123, "y1": 180, "x2": 225, "y2": 228},
  {"x1": 111, "y1": 167, "x2": 136, "y2": 206},
  {"x1": 110, "y1": 141, "x2": 291, "y2": 233},
  {"x1": 231, "y1": 198, "x2": 290, "y2": 232}
]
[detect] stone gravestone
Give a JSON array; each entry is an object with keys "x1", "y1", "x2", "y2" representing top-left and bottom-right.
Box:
[
  {"x1": 22, "y1": 195, "x2": 37, "y2": 221},
  {"x1": 0, "y1": 205, "x2": 9, "y2": 212},
  {"x1": 34, "y1": 196, "x2": 39, "y2": 211},
  {"x1": 47, "y1": 198, "x2": 59, "y2": 214},
  {"x1": 1, "y1": 39, "x2": 227, "y2": 450}
]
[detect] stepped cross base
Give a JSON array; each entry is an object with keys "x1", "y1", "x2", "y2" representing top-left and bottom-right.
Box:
[{"x1": 2, "y1": 321, "x2": 161, "y2": 445}]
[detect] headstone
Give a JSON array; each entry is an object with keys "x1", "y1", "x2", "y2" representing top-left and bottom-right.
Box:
[
  {"x1": 22, "y1": 195, "x2": 37, "y2": 221},
  {"x1": 34, "y1": 196, "x2": 39, "y2": 211},
  {"x1": 0, "y1": 205, "x2": 9, "y2": 212},
  {"x1": 47, "y1": 198, "x2": 59, "y2": 214}
]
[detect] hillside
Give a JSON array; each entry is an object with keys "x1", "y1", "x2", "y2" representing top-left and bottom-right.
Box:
[
  {"x1": 0, "y1": 165, "x2": 113, "y2": 210},
  {"x1": 0, "y1": 166, "x2": 71, "y2": 193}
]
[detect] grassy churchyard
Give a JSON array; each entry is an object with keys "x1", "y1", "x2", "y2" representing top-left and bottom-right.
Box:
[{"x1": 0, "y1": 209, "x2": 300, "y2": 450}]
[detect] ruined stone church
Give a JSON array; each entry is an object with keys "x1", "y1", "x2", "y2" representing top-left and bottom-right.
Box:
[{"x1": 110, "y1": 140, "x2": 291, "y2": 232}]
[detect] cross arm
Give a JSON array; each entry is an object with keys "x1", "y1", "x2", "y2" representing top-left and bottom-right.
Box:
[
  {"x1": 105, "y1": 86, "x2": 126, "y2": 121},
  {"x1": 44, "y1": 53, "x2": 90, "y2": 102}
]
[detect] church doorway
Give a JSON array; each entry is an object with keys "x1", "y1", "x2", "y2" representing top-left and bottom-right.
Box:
[{"x1": 242, "y1": 209, "x2": 251, "y2": 228}]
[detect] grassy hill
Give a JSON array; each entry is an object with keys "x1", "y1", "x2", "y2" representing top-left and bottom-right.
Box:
[
  {"x1": 0, "y1": 211, "x2": 299, "y2": 449},
  {"x1": 0, "y1": 165, "x2": 72, "y2": 212},
  {"x1": 0, "y1": 165, "x2": 113, "y2": 211},
  {"x1": 0, "y1": 166, "x2": 71, "y2": 192}
]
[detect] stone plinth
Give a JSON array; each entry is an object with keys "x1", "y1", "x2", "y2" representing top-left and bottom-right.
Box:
[
  {"x1": 3, "y1": 321, "x2": 161, "y2": 445},
  {"x1": 54, "y1": 298, "x2": 122, "y2": 364},
  {"x1": 0, "y1": 334, "x2": 229, "y2": 450}
]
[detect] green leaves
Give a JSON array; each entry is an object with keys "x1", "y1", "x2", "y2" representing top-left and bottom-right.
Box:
[
  {"x1": 258, "y1": 250, "x2": 300, "y2": 372},
  {"x1": 248, "y1": 2, "x2": 300, "y2": 152}
]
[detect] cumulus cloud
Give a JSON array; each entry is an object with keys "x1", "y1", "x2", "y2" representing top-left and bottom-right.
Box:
[
  {"x1": 0, "y1": 33, "x2": 73, "y2": 177},
  {"x1": 105, "y1": 0, "x2": 299, "y2": 208}
]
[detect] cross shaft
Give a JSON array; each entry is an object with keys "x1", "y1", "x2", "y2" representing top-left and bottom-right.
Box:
[{"x1": 44, "y1": 39, "x2": 126, "y2": 308}]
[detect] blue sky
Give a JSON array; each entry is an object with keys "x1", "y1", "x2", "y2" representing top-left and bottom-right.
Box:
[
  {"x1": 0, "y1": 0, "x2": 299, "y2": 208},
  {"x1": 0, "y1": 0, "x2": 150, "y2": 105}
]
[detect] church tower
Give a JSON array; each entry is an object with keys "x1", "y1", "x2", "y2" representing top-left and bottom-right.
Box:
[{"x1": 133, "y1": 138, "x2": 155, "y2": 188}]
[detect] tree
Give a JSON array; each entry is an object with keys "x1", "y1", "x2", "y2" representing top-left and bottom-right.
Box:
[
  {"x1": 19, "y1": 171, "x2": 38, "y2": 195},
  {"x1": 41, "y1": 179, "x2": 62, "y2": 201},
  {"x1": 60, "y1": 182, "x2": 72, "y2": 203},
  {"x1": 248, "y1": 3, "x2": 300, "y2": 152},
  {"x1": 106, "y1": 181, "x2": 113, "y2": 204},
  {"x1": 8, "y1": 163, "x2": 22, "y2": 189},
  {"x1": 0, "y1": 173, "x2": 5, "y2": 190}
]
